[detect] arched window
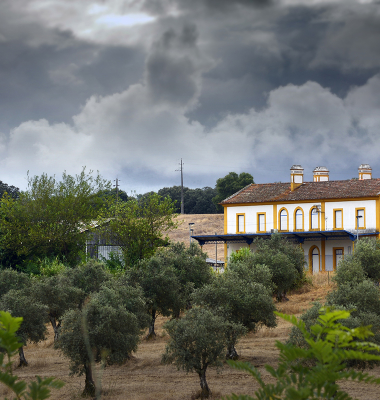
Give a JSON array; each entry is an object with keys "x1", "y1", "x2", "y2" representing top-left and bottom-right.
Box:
[
  {"x1": 295, "y1": 208, "x2": 303, "y2": 231},
  {"x1": 279, "y1": 208, "x2": 288, "y2": 231},
  {"x1": 310, "y1": 207, "x2": 319, "y2": 230}
]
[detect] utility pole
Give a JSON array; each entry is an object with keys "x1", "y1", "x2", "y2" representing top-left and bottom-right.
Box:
[
  {"x1": 176, "y1": 159, "x2": 184, "y2": 214},
  {"x1": 114, "y1": 178, "x2": 120, "y2": 218}
]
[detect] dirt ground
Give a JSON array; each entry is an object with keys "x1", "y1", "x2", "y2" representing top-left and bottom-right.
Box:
[{"x1": 3, "y1": 273, "x2": 380, "y2": 400}]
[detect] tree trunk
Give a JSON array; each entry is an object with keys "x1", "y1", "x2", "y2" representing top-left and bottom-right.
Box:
[
  {"x1": 49, "y1": 314, "x2": 60, "y2": 342},
  {"x1": 199, "y1": 370, "x2": 211, "y2": 399},
  {"x1": 82, "y1": 363, "x2": 96, "y2": 398},
  {"x1": 226, "y1": 344, "x2": 239, "y2": 360},
  {"x1": 18, "y1": 346, "x2": 28, "y2": 367},
  {"x1": 146, "y1": 309, "x2": 156, "y2": 340}
]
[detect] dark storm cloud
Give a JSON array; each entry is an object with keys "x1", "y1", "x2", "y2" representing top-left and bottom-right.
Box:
[
  {"x1": 146, "y1": 24, "x2": 211, "y2": 107},
  {"x1": 185, "y1": 2, "x2": 380, "y2": 126},
  {"x1": 0, "y1": 30, "x2": 144, "y2": 133},
  {"x1": 3, "y1": 0, "x2": 380, "y2": 192}
]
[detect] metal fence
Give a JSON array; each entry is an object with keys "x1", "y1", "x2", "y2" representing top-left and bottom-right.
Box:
[{"x1": 86, "y1": 244, "x2": 123, "y2": 261}]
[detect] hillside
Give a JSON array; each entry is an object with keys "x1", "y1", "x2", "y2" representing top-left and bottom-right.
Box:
[
  {"x1": 4, "y1": 274, "x2": 380, "y2": 400},
  {"x1": 166, "y1": 214, "x2": 225, "y2": 262}
]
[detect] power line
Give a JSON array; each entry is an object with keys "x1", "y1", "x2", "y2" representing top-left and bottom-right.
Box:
[{"x1": 175, "y1": 159, "x2": 184, "y2": 214}]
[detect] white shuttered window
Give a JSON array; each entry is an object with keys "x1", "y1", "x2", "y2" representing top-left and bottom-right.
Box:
[{"x1": 334, "y1": 210, "x2": 342, "y2": 229}]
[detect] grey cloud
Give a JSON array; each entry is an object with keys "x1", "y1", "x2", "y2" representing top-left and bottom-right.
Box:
[
  {"x1": 309, "y1": 3, "x2": 380, "y2": 70},
  {"x1": 146, "y1": 24, "x2": 212, "y2": 108}
]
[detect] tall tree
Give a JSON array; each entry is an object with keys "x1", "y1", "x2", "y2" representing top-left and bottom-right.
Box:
[
  {"x1": 0, "y1": 181, "x2": 19, "y2": 199},
  {"x1": 99, "y1": 192, "x2": 177, "y2": 266},
  {"x1": 213, "y1": 172, "x2": 254, "y2": 212},
  {"x1": 0, "y1": 168, "x2": 111, "y2": 268},
  {"x1": 157, "y1": 186, "x2": 218, "y2": 214}
]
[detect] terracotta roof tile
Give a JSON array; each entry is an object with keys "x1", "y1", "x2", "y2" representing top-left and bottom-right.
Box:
[{"x1": 221, "y1": 179, "x2": 380, "y2": 204}]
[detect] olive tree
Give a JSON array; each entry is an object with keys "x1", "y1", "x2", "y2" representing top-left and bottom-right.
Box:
[
  {"x1": 231, "y1": 234, "x2": 304, "y2": 300},
  {"x1": 57, "y1": 284, "x2": 148, "y2": 397},
  {"x1": 126, "y1": 256, "x2": 182, "y2": 339},
  {"x1": 62, "y1": 259, "x2": 112, "y2": 306},
  {"x1": 0, "y1": 269, "x2": 30, "y2": 297},
  {"x1": 350, "y1": 238, "x2": 380, "y2": 283},
  {"x1": 289, "y1": 254, "x2": 380, "y2": 368},
  {"x1": 193, "y1": 269, "x2": 276, "y2": 359},
  {"x1": 153, "y1": 242, "x2": 214, "y2": 317},
  {"x1": 0, "y1": 290, "x2": 48, "y2": 366},
  {"x1": 31, "y1": 275, "x2": 84, "y2": 341},
  {"x1": 162, "y1": 307, "x2": 243, "y2": 399}
]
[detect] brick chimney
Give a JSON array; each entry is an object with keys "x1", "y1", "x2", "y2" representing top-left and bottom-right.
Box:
[
  {"x1": 313, "y1": 166, "x2": 329, "y2": 182},
  {"x1": 359, "y1": 164, "x2": 372, "y2": 180},
  {"x1": 290, "y1": 165, "x2": 304, "y2": 191}
]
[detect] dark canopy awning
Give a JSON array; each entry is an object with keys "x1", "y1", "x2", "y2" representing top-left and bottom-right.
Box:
[{"x1": 191, "y1": 230, "x2": 379, "y2": 246}]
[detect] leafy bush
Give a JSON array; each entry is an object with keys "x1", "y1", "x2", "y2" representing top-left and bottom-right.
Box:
[
  {"x1": 228, "y1": 234, "x2": 305, "y2": 300},
  {"x1": 0, "y1": 310, "x2": 64, "y2": 399},
  {"x1": 225, "y1": 307, "x2": 380, "y2": 400}
]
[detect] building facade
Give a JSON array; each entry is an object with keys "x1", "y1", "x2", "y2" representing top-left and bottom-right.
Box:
[{"x1": 192, "y1": 164, "x2": 380, "y2": 274}]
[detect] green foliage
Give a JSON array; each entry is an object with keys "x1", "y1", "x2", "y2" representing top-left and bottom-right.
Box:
[
  {"x1": 100, "y1": 251, "x2": 125, "y2": 274},
  {"x1": 0, "y1": 181, "x2": 20, "y2": 200},
  {"x1": 155, "y1": 242, "x2": 213, "y2": 315},
  {"x1": 157, "y1": 186, "x2": 218, "y2": 214},
  {"x1": 327, "y1": 254, "x2": 380, "y2": 342},
  {"x1": 0, "y1": 291, "x2": 48, "y2": 346},
  {"x1": 228, "y1": 235, "x2": 305, "y2": 300},
  {"x1": 228, "y1": 257, "x2": 274, "y2": 292},
  {"x1": 62, "y1": 259, "x2": 112, "y2": 303},
  {"x1": 0, "y1": 311, "x2": 64, "y2": 399},
  {"x1": 225, "y1": 307, "x2": 380, "y2": 400},
  {"x1": 163, "y1": 307, "x2": 242, "y2": 398},
  {"x1": 349, "y1": 238, "x2": 380, "y2": 282},
  {"x1": 0, "y1": 168, "x2": 111, "y2": 268},
  {"x1": 38, "y1": 257, "x2": 68, "y2": 277},
  {"x1": 0, "y1": 270, "x2": 30, "y2": 298},
  {"x1": 30, "y1": 274, "x2": 84, "y2": 341},
  {"x1": 99, "y1": 192, "x2": 177, "y2": 266},
  {"x1": 239, "y1": 234, "x2": 305, "y2": 298},
  {"x1": 193, "y1": 270, "x2": 276, "y2": 358},
  {"x1": 213, "y1": 172, "x2": 254, "y2": 212},
  {"x1": 126, "y1": 255, "x2": 182, "y2": 337},
  {"x1": 57, "y1": 284, "x2": 147, "y2": 396}
]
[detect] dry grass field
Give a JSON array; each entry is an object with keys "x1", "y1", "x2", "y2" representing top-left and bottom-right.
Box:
[
  {"x1": 3, "y1": 273, "x2": 380, "y2": 400},
  {"x1": 166, "y1": 214, "x2": 225, "y2": 262}
]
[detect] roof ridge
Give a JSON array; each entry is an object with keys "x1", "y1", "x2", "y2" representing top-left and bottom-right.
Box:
[{"x1": 221, "y1": 182, "x2": 255, "y2": 203}]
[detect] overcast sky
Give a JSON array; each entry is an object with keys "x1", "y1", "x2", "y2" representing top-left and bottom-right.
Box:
[{"x1": 1, "y1": 0, "x2": 380, "y2": 193}]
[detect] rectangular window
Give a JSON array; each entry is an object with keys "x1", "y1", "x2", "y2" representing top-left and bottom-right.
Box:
[
  {"x1": 356, "y1": 208, "x2": 365, "y2": 229},
  {"x1": 334, "y1": 209, "x2": 343, "y2": 230},
  {"x1": 236, "y1": 214, "x2": 245, "y2": 233},
  {"x1": 295, "y1": 209, "x2": 303, "y2": 230},
  {"x1": 311, "y1": 207, "x2": 319, "y2": 230},
  {"x1": 257, "y1": 213, "x2": 266, "y2": 233},
  {"x1": 333, "y1": 248, "x2": 344, "y2": 270}
]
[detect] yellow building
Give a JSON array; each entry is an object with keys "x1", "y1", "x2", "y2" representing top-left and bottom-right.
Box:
[{"x1": 192, "y1": 164, "x2": 380, "y2": 274}]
